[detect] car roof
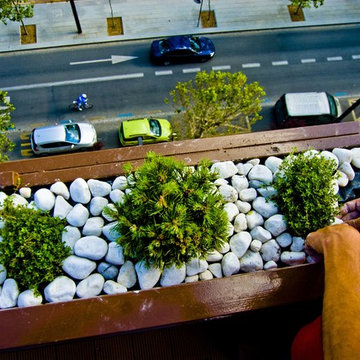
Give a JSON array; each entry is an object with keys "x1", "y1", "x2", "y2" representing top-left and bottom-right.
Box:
[
  {"x1": 122, "y1": 119, "x2": 150, "y2": 138},
  {"x1": 285, "y1": 92, "x2": 330, "y2": 116},
  {"x1": 166, "y1": 36, "x2": 193, "y2": 50},
  {"x1": 33, "y1": 125, "x2": 66, "y2": 145}
]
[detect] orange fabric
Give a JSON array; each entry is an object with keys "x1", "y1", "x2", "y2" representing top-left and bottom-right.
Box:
[
  {"x1": 304, "y1": 224, "x2": 360, "y2": 360},
  {"x1": 291, "y1": 315, "x2": 323, "y2": 360}
]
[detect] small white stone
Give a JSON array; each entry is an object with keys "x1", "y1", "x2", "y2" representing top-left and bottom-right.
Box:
[
  {"x1": 208, "y1": 263, "x2": 223, "y2": 278},
  {"x1": 260, "y1": 239, "x2": 281, "y2": 262},
  {"x1": 19, "y1": 187, "x2": 31, "y2": 199},
  {"x1": 62, "y1": 226, "x2": 81, "y2": 253},
  {"x1": 351, "y1": 148, "x2": 360, "y2": 168},
  {"x1": 235, "y1": 200, "x2": 251, "y2": 213},
  {"x1": 0, "y1": 278, "x2": 19, "y2": 309},
  {"x1": 264, "y1": 156, "x2": 283, "y2": 174},
  {"x1": 117, "y1": 261, "x2": 137, "y2": 288},
  {"x1": 221, "y1": 252, "x2": 240, "y2": 276},
  {"x1": 234, "y1": 213, "x2": 247, "y2": 232},
  {"x1": 219, "y1": 184, "x2": 238, "y2": 202},
  {"x1": 250, "y1": 239, "x2": 262, "y2": 252},
  {"x1": 62, "y1": 255, "x2": 97, "y2": 280},
  {"x1": 217, "y1": 241, "x2": 230, "y2": 254},
  {"x1": 264, "y1": 214, "x2": 287, "y2": 237},
  {"x1": 249, "y1": 180, "x2": 264, "y2": 189},
  {"x1": 34, "y1": 188, "x2": 55, "y2": 211},
  {"x1": 186, "y1": 258, "x2": 208, "y2": 276},
  {"x1": 74, "y1": 236, "x2": 108, "y2": 261},
  {"x1": 66, "y1": 203, "x2": 89, "y2": 227},
  {"x1": 50, "y1": 181, "x2": 70, "y2": 200},
  {"x1": 239, "y1": 250, "x2": 263, "y2": 272},
  {"x1": 103, "y1": 280, "x2": 127, "y2": 295},
  {"x1": 82, "y1": 217, "x2": 104, "y2": 236},
  {"x1": 338, "y1": 162, "x2": 355, "y2": 181},
  {"x1": 110, "y1": 189, "x2": 125, "y2": 204},
  {"x1": 211, "y1": 161, "x2": 238, "y2": 179},
  {"x1": 87, "y1": 179, "x2": 111, "y2": 197},
  {"x1": 44, "y1": 276, "x2": 76, "y2": 303},
  {"x1": 102, "y1": 222, "x2": 121, "y2": 242},
  {"x1": 290, "y1": 237, "x2": 305, "y2": 252},
  {"x1": 227, "y1": 222, "x2": 234, "y2": 237},
  {"x1": 239, "y1": 188, "x2": 257, "y2": 202},
  {"x1": 199, "y1": 269, "x2": 213, "y2": 280},
  {"x1": 280, "y1": 251, "x2": 306, "y2": 265},
  {"x1": 135, "y1": 261, "x2": 161, "y2": 290},
  {"x1": 97, "y1": 262, "x2": 119, "y2": 280},
  {"x1": 252, "y1": 197, "x2": 278, "y2": 219},
  {"x1": 276, "y1": 233, "x2": 293, "y2": 248},
  {"x1": 69, "y1": 178, "x2": 91, "y2": 204},
  {"x1": 102, "y1": 203, "x2": 117, "y2": 221},
  {"x1": 250, "y1": 226, "x2": 272, "y2": 243},
  {"x1": 236, "y1": 162, "x2": 253, "y2": 175},
  {"x1": 247, "y1": 158, "x2": 260, "y2": 166},
  {"x1": 257, "y1": 186, "x2": 277, "y2": 198},
  {"x1": 231, "y1": 175, "x2": 249, "y2": 193},
  {"x1": 105, "y1": 242, "x2": 124, "y2": 265},
  {"x1": 337, "y1": 171, "x2": 349, "y2": 187},
  {"x1": 0, "y1": 264, "x2": 7, "y2": 285},
  {"x1": 112, "y1": 176, "x2": 128, "y2": 190},
  {"x1": 332, "y1": 147, "x2": 352, "y2": 165},
  {"x1": 248, "y1": 165, "x2": 273, "y2": 185},
  {"x1": 224, "y1": 202, "x2": 239, "y2": 222},
  {"x1": 90, "y1": 196, "x2": 109, "y2": 216},
  {"x1": 17, "y1": 289, "x2": 43, "y2": 307},
  {"x1": 320, "y1": 150, "x2": 339, "y2": 168},
  {"x1": 246, "y1": 211, "x2": 264, "y2": 230},
  {"x1": 9, "y1": 193, "x2": 28, "y2": 207},
  {"x1": 264, "y1": 260, "x2": 278, "y2": 270},
  {"x1": 206, "y1": 249, "x2": 223, "y2": 262},
  {"x1": 230, "y1": 231, "x2": 252, "y2": 258},
  {"x1": 76, "y1": 273, "x2": 105, "y2": 298},
  {"x1": 214, "y1": 178, "x2": 228, "y2": 186},
  {"x1": 160, "y1": 264, "x2": 186, "y2": 286},
  {"x1": 53, "y1": 195, "x2": 73, "y2": 219},
  {"x1": 185, "y1": 275, "x2": 199, "y2": 283}
]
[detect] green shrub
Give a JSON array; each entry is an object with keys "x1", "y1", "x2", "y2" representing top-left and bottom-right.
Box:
[
  {"x1": 104, "y1": 152, "x2": 229, "y2": 269},
  {"x1": 0, "y1": 199, "x2": 70, "y2": 295},
  {"x1": 271, "y1": 150, "x2": 340, "y2": 237}
]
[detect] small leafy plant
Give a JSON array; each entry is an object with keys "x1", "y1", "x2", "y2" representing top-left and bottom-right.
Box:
[
  {"x1": 272, "y1": 150, "x2": 340, "y2": 237},
  {"x1": 105, "y1": 152, "x2": 229, "y2": 269},
  {"x1": 0, "y1": 199, "x2": 70, "y2": 295}
]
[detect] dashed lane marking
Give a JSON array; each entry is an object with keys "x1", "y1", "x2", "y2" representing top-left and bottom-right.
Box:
[
  {"x1": 301, "y1": 58, "x2": 316, "y2": 63},
  {"x1": 155, "y1": 70, "x2": 173, "y2": 76},
  {"x1": 212, "y1": 65, "x2": 231, "y2": 71},
  {"x1": 272, "y1": 60, "x2": 288, "y2": 66},
  {"x1": 21, "y1": 149, "x2": 33, "y2": 157},
  {"x1": 327, "y1": 56, "x2": 343, "y2": 61},
  {"x1": 352, "y1": 55, "x2": 360, "y2": 60},
  {"x1": 242, "y1": 63, "x2": 261, "y2": 68},
  {"x1": 182, "y1": 68, "x2": 201, "y2": 74}
]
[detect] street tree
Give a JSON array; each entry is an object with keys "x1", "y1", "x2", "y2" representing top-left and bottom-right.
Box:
[
  {"x1": 0, "y1": 0, "x2": 34, "y2": 35},
  {"x1": 289, "y1": 0, "x2": 325, "y2": 14},
  {"x1": 0, "y1": 91, "x2": 15, "y2": 162},
  {"x1": 166, "y1": 70, "x2": 266, "y2": 139}
]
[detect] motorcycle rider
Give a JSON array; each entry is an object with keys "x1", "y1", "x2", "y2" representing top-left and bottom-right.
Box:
[{"x1": 76, "y1": 93, "x2": 88, "y2": 111}]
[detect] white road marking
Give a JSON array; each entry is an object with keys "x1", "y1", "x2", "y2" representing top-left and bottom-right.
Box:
[
  {"x1": 155, "y1": 70, "x2": 173, "y2": 76},
  {"x1": 1, "y1": 73, "x2": 145, "y2": 91},
  {"x1": 70, "y1": 55, "x2": 137, "y2": 65},
  {"x1": 182, "y1": 68, "x2": 201, "y2": 73},
  {"x1": 242, "y1": 63, "x2": 261, "y2": 68},
  {"x1": 352, "y1": 55, "x2": 360, "y2": 60},
  {"x1": 327, "y1": 56, "x2": 343, "y2": 61},
  {"x1": 301, "y1": 58, "x2": 316, "y2": 63},
  {"x1": 212, "y1": 65, "x2": 231, "y2": 71},
  {"x1": 272, "y1": 60, "x2": 288, "y2": 66}
]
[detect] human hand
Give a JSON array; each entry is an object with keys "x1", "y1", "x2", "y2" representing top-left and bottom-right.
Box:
[
  {"x1": 338, "y1": 198, "x2": 360, "y2": 231},
  {"x1": 306, "y1": 223, "x2": 360, "y2": 256}
]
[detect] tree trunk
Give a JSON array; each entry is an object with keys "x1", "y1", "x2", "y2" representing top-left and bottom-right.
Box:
[
  {"x1": 109, "y1": 0, "x2": 115, "y2": 27},
  {"x1": 20, "y1": 18, "x2": 28, "y2": 36}
]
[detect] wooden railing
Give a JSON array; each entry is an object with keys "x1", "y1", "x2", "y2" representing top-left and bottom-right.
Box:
[{"x1": 0, "y1": 122, "x2": 358, "y2": 351}]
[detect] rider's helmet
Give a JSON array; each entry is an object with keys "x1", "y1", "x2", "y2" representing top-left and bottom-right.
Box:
[{"x1": 81, "y1": 93, "x2": 87, "y2": 99}]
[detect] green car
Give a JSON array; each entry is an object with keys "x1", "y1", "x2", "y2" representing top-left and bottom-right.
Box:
[{"x1": 119, "y1": 118, "x2": 173, "y2": 146}]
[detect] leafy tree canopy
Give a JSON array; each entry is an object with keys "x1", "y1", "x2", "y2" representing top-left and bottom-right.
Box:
[
  {"x1": 0, "y1": 0, "x2": 34, "y2": 26},
  {"x1": 0, "y1": 90, "x2": 15, "y2": 162},
  {"x1": 289, "y1": 0, "x2": 325, "y2": 10},
  {"x1": 166, "y1": 70, "x2": 266, "y2": 139}
]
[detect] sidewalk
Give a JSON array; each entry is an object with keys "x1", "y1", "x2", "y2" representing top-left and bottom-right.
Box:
[{"x1": 1, "y1": 0, "x2": 360, "y2": 53}]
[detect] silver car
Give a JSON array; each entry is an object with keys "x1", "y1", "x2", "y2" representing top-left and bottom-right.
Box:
[{"x1": 30, "y1": 120, "x2": 97, "y2": 155}]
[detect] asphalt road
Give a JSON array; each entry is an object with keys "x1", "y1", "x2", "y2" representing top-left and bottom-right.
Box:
[{"x1": 2, "y1": 24, "x2": 360, "y2": 159}]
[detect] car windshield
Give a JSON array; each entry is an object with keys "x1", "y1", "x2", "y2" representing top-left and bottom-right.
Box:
[
  {"x1": 189, "y1": 37, "x2": 201, "y2": 52},
  {"x1": 159, "y1": 39, "x2": 170, "y2": 53},
  {"x1": 65, "y1": 124, "x2": 80, "y2": 143},
  {"x1": 149, "y1": 119, "x2": 161, "y2": 137}
]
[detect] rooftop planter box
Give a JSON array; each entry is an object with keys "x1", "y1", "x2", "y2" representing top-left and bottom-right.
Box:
[{"x1": 0, "y1": 122, "x2": 359, "y2": 351}]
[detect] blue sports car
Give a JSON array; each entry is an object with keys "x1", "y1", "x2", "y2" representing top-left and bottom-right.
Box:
[{"x1": 150, "y1": 35, "x2": 215, "y2": 65}]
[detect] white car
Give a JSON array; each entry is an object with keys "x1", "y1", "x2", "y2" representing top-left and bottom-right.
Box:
[{"x1": 30, "y1": 120, "x2": 97, "y2": 155}]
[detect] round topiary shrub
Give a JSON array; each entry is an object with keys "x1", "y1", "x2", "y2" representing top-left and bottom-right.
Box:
[
  {"x1": 0, "y1": 199, "x2": 71, "y2": 295},
  {"x1": 104, "y1": 152, "x2": 229, "y2": 269},
  {"x1": 271, "y1": 150, "x2": 340, "y2": 238}
]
